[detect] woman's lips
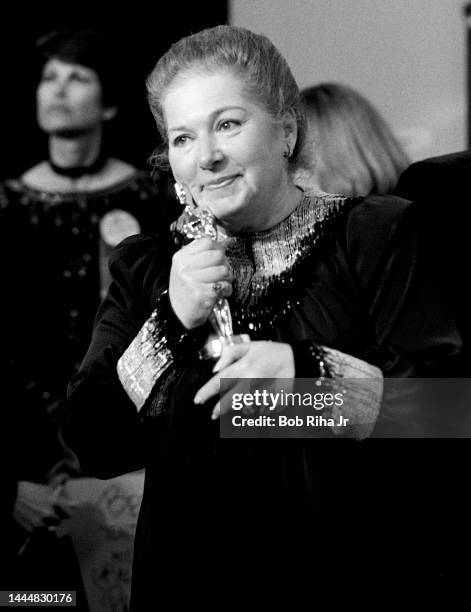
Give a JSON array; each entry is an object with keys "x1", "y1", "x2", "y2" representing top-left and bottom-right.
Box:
[
  {"x1": 45, "y1": 104, "x2": 71, "y2": 114},
  {"x1": 204, "y1": 175, "x2": 240, "y2": 191}
]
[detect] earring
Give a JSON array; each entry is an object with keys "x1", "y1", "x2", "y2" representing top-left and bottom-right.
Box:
[
  {"x1": 174, "y1": 182, "x2": 187, "y2": 205},
  {"x1": 283, "y1": 145, "x2": 291, "y2": 159}
]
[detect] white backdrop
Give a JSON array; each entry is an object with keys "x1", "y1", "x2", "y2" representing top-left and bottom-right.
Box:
[{"x1": 230, "y1": 0, "x2": 467, "y2": 161}]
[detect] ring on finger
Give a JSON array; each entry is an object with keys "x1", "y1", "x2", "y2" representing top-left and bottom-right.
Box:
[{"x1": 212, "y1": 281, "x2": 225, "y2": 296}]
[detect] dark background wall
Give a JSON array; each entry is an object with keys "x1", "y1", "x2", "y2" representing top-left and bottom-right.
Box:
[{"x1": 0, "y1": 3, "x2": 228, "y2": 179}]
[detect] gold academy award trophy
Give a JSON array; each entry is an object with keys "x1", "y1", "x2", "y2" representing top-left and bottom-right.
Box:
[{"x1": 174, "y1": 183, "x2": 250, "y2": 360}]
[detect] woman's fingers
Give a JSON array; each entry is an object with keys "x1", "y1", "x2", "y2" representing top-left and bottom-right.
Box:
[
  {"x1": 194, "y1": 265, "x2": 233, "y2": 283},
  {"x1": 212, "y1": 379, "x2": 253, "y2": 420},
  {"x1": 193, "y1": 374, "x2": 222, "y2": 406},
  {"x1": 181, "y1": 236, "x2": 220, "y2": 253},
  {"x1": 169, "y1": 236, "x2": 233, "y2": 329},
  {"x1": 194, "y1": 342, "x2": 296, "y2": 420},
  {"x1": 210, "y1": 280, "x2": 233, "y2": 299},
  {"x1": 194, "y1": 343, "x2": 250, "y2": 405},
  {"x1": 211, "y1": 401, "x2": 221, "y2": 421},
  {"x1": 213, "y1": 342, "x2": 249, "y2": 373},
  {"x1": 50, "y1": 486, "x2": 79, "y2": 521}
]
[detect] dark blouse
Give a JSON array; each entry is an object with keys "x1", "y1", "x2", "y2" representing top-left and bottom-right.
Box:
[
  {"x1": 62, "y1": 193, "x2": 466, "y2": 607},
  {"x1": 0, "y1": 170, "x2": 175, "y2": 483}
]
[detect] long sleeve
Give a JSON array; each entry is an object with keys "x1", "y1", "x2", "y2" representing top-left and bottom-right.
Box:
[
  {"x1": 348, "y1": 196, "x2": 461, "y2": 372},
  {"x1": 291, "y1": 195, "x2": 464, "y2": 437},
  {"x1": 116, "y1": 288, "x2": 207, "y2": 413}
]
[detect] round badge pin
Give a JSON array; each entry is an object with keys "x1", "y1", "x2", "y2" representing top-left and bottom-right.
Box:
[{"x1": 99, "y1": 209, "x2": 141, "y2": 247}]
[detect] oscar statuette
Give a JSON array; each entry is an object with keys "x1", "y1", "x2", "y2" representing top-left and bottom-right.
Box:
[{"x1": 173, "y1": 183, "x2": 250, "y2": 360}]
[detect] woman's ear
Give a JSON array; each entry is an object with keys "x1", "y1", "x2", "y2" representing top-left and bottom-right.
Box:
[
  {"x1": 282, "y1": 108, "x2": 298, "y2": 156},
  {"x1": 102, "y1": 106, "x2": 117, "y2": 122}
]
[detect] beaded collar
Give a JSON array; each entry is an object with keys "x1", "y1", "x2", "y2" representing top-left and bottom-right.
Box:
[{"x1": 221, "y1": 191, "x2": 362, "y2": 336}]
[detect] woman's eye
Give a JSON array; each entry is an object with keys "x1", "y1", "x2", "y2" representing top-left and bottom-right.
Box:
[
  {"x1": 172, "y1": 135, "x2": 190, "y2": 147},
  {"x1": 218, "y1": 120, "x2": 240, "y2": 132},
  {"x1": 71, "y1": 73, "x2": 91, "y2": 83}
]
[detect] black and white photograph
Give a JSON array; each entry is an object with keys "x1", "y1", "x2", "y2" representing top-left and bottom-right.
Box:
[{"x1": 0, "y1": 1, "x2": 470, "y2": 609}]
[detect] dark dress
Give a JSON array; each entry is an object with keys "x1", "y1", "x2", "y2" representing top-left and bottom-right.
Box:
[
  {"x1": 63, "y1": 193, "x2": 466, "y2": 608},
  {"x1": 0, "y1": 169, "x2": 175, "y2": 603}
]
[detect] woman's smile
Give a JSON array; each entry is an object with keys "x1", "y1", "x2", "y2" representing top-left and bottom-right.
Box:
[
  {"x1": 164, "y1": 71, "x2": 298, "y2": 233},
  {"x1": 203, "y1": 174, "x2": 241, "y2": 191}
]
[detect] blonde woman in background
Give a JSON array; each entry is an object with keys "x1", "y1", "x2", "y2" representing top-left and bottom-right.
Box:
[{"x1": 301, "y1": 82, "x2": 410, "y2": 196}]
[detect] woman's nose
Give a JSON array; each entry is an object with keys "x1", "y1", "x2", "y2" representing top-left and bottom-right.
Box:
[
  {"x1": 51, "y1": 78, "x2": 67, "y2": 97},
  {"x1": 198, "y1": 136, "x2": 224, "y2": 170}
]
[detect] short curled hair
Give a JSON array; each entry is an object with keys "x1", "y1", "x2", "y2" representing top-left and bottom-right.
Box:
[
  {"x1": 36, "y1": 28, "x2": 119, "y2": 108},
  {"x1": 146, "y1": 25, "x2": 307, "y2": 173}
]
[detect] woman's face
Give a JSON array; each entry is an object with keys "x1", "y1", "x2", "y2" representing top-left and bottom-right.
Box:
[
  {"x1": 37, "y1": 58, "x2": 109, "y2": 134},
  {"x1": 163, "y1": 70, "x2": 295, "y2": 233}
]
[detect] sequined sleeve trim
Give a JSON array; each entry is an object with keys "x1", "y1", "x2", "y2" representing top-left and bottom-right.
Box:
[
  {"x1": 293, "y1": 340, "x2": 383, "y2": 440},
  {"x1": 321, "y1": 347, "x2": 383, "y2": 439},
  {"x1": 117, "y1": 290, "x2": 200, "y2": 411}
]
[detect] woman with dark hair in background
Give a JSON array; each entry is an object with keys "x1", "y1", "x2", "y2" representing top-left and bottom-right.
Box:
[
  {"x1": 63, "y1": 26, "x2": 464, "y2": 609},
  {"x1": 0, "y1": 28, "x2": 172, "y2": 602},
  {"x1": 300, "y1": 82, "x2": 410, "y2": 196}
]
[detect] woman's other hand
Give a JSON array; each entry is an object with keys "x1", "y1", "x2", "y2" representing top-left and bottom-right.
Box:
[
  {"x1": 169, "y1": 236, "x2": 233, "y2": 329},
  {"x1": 193, "y1": 341, "x2": 295, "y2": 419},
  {"x1": 13, "y1": 481, "x2": 77, "y2": 532},
  {"x1": 45, "y1": 456, "x2": 82, "y2": 488}
]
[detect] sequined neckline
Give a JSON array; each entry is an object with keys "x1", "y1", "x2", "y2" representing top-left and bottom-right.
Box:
[{"x1": 224, "y1": 190, "x2": 351, "y2": 306}]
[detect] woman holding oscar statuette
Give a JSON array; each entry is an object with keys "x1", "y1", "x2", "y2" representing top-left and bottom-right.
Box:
[{"x1": 63, "y1": 26, "x2": 464, "y2": 609}]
